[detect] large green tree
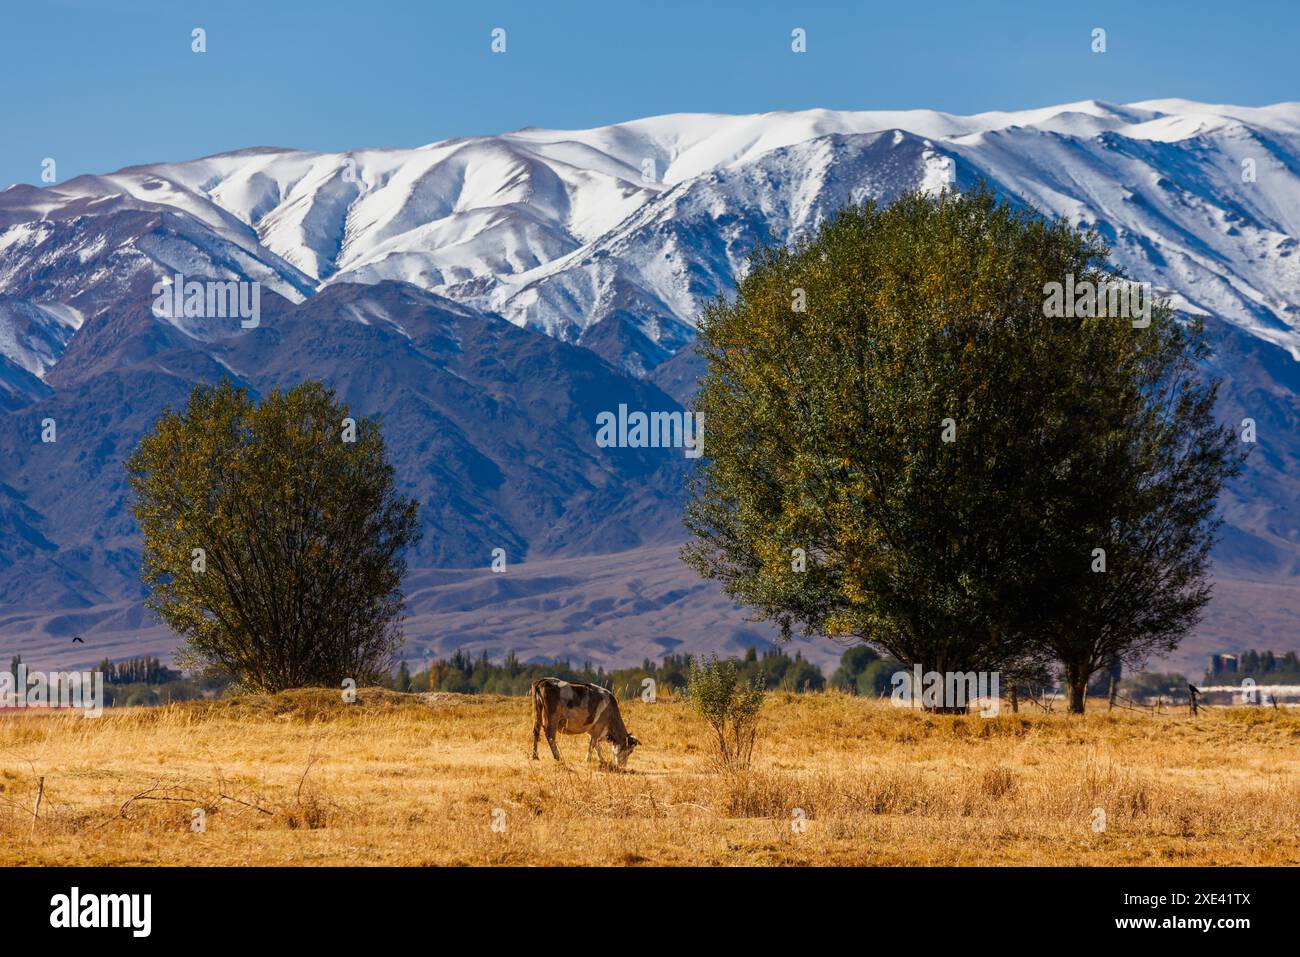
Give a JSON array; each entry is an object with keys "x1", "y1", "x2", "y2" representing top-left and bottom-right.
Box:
[
  {"x1": 127, "y1": 380, "x2": 422, "y2": 692},
  {"x1": 682, "y1": 187, "x2": 1242, "y2": 711}
]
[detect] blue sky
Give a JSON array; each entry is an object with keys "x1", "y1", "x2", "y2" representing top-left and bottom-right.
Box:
[{"x1": 2, "y1": 0, "x2": 1297, "y2": 188}]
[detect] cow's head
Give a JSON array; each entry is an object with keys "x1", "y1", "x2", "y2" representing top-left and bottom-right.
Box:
[{"x1": 613, "y1": 733, "x2": 641, "y2": 768}]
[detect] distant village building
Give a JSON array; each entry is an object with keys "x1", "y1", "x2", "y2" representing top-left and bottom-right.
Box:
[{"x1": 1210, "y1": 654, "x2": 1238, "y2": 676}]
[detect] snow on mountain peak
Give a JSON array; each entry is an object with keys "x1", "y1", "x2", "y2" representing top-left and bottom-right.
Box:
[{"x1": 1, "y1": 98, "x2": 1299, "y2": 373}]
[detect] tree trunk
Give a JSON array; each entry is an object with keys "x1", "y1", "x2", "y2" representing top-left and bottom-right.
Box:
[
  {"x1": 916, "y1": 658, "x2": 969, "y2": 714},
  {"x1": 1065, "y1": 663, "x2": 1088, "y2": 714}
]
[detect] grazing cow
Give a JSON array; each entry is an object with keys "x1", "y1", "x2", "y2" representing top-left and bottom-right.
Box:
[{"x1": 531, "y1": 678, "x2": 641, "y2": 768}]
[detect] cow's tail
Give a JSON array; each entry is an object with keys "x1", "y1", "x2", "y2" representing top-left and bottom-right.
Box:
[{"x1": 531, "y1": 679, "x2": 546, "y2": 730}]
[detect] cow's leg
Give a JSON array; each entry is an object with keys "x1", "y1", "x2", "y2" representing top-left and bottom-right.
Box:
[
  {"x1": 588, "y1": 732, "x2": 607, "y2": 765},
  {"x1": 531, "y1": 687, "x2": 541, "y2": 759},
  {"x1": 545, "y1": 726, "x2": 562, "y2": 761}
]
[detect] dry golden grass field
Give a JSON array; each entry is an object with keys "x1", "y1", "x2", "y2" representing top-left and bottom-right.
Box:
[{"x1": 1, "y1": 689, "x2": 1297, "y2": 866}]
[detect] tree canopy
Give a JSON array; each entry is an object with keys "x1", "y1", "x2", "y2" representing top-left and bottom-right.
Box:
[
  {"x1": 682, "y1": 186, "x2": 1243, "y2": 711},
  {"x1": 127, "y1": 379, "x2": 422, "y2": 692}
]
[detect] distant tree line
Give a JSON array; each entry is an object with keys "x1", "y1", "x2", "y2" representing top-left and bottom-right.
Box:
[
  {"x1": 4, "y1": 654, "x2": 233, "y2": 707},
  {"x1": 90, "y1": 656, "x2": 232, "y2": 706},
  {"x1": 381, "y1": 646, "x2": 827, "y2": 698},
  {"x1": 1204, "y1": 650, "x2": 1300, "y2": 685},
  {"x1": 828, "y1": 646, "x2": 902, "y2": 696},
  {"x1": 27, "y1": 643, "x2": 1281, "y2": 710},
  {"x1": 96, "y1": 656, "x2": 180, "y2": 685}
]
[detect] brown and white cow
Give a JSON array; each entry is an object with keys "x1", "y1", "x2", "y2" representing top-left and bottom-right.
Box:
[{"x1": 531, "y1": 678, "x2": 641, "y2": 768}]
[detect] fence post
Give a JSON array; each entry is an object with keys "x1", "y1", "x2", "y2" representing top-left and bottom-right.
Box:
[{"x1": 30, "y1": 776, "x2": 44, "y2": 836}]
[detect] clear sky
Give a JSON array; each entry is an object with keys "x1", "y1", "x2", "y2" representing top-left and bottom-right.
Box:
[{"x1": 2, "y1": 0, "x2": 1297, "y2": 188}]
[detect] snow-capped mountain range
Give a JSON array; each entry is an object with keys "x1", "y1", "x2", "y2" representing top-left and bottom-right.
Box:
[
  {"x1": 1, "y1": 99, "x2": 1298, "y2": 676},
  {"x1": 5, "y1": 98, "x2": 1300, "y2": 379}
]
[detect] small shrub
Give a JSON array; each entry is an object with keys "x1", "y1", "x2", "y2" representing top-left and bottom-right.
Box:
[{"x1": 687, "y1": 656, "x2": 766, "y2": 771}]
